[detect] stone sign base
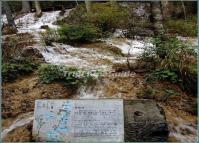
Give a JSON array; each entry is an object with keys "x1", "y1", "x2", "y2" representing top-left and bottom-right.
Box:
[{"x1": 124, "y1": 100, "x2": 169, "y2": 142}]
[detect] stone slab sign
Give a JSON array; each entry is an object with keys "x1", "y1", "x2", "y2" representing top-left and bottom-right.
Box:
[{"x1": 32, "y1": 99, "x2": 124, "y2": 142}]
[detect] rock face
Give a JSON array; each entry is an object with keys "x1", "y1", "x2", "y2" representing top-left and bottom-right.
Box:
[
  {"x1": 20, "y1": 46, "x2": 44, "y2": 63},
  {"x1": 124, "y1": 100, "x2": 169, "y2": 142},
  {"x1": 40, "y1": 25, "x2": 49, "y2": 29}
]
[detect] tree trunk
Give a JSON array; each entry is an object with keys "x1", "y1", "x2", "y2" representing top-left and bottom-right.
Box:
[
  {"x1": 21, "y1": 1, "x2": 30, "y2": 13},
  {"x1": 85, "y1": 0, "x2": 91, "y2": 13},
  {"x1": 35, "y1": 1, "x2": 42, "y2": 17},
  {"x1": 110, "y1": 0, "x2": 116, "y2": 7},
  {"x1": 161, "y1": 1, "x2": 169, "y2": 20},
  {"x1": 2, "y1": 1, "x2": 16, "y2": 28},
  {"x1": 75, "y1": 0, "x2": 79, "y2": 6},
  {"x1": 181, "y1": 0, "x2": 187, "y2": 21},
  {"x1": 151, "y1": 1, "x2": 164, "y2": 35}
]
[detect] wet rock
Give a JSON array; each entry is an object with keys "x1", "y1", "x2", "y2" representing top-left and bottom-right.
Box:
[
  {"x1": 2, "y1": 122, "x2": 33, "y2": 142},
  {"x1": 124, "y1": 100, "x2": 169, "y2": 142},
  {"x1": 2, "y1": 26, "x2": 17, "y2": 35},
  {"x1": 21, "y1": 46, "x2": 43, "y2": 59},
  {"x1": 21, "y1": 88, "x2": 29, "y2": 94},
  {"x1": 40, "y1": 25, "x2": 49, "y2": 29}
]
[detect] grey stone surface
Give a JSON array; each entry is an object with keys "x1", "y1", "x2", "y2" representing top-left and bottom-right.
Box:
[
  {"x1": 32, "y1": 99, "x2": 124, "y2": 142},
  {"x1": 124, "y1": 100, "x2": 169, "y2": 142}
]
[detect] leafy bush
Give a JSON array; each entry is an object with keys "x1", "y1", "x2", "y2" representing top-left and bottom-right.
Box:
[
  {"x1": 162, "y1": 89, "x2": 180, "y2": 102},
  {"x1": 154, "y1": 37, "x2": 196, "y2": 74},
  {"x1": 38, "y1": 64, "x2": 94, "y2": 88},
  {"x1": 86, "y1": 3, "x2": 128, "y2": 33},
  {"x1": 140, "y1": 36, "x2": 197, "y2": 95},
  {"x1": 2, "y1": 59, "x2": 38, "y2": 82},
  {"x1": 141, "y1": 37, "x2": 196, "y2": 73},
  {"x1": 137, "y1": 87, "x2": 156, "y2": 99},
  {"x1": 145, "y1": 69, "x2": 180, "y2": 84},
  {"x1": 58, "y1": 24, "x2": 101, "y2": 44},
  {"x1": 165, "y1": 16, "x2": 197, "y2": 37},
  {"x1": 61, "y1": 3, "x2": 128, "y2": 36}
]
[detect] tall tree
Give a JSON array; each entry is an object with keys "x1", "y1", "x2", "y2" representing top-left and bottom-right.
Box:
[
  {"x1": 85, "y1": 0, "x2": 91, "y2": 13},
  {"x1": 110, "y1": 0, "x2": 116, "y2": 7},
  {"x1": 75, "y1": 0, "x2": 79, "y2": 6},
  {"x1": 35, "y1": 0, "x2": 42, "y2": 17},
  {"x1": 21, "y1": 1, "x2": 31, "y2": 13},
  {"x1": 181, "y1": 0, "x2": 187, "y2": 20},
  {"x1": 161, "y1": 1, "x2": 169, "y2": 20},
  {"x1": 2, "y1": 1, "x2": 16, "y2": 28},
  {"x1": 151, "y1": 1, "x2": 164, "y2": 35}
]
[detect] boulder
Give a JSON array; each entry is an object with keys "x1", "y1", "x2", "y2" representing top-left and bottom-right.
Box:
[
  {"x1": 40, "y1": 25, "x2": 49, "y2": 30},
  {"x1": 2, "y1": 26, "x2": 17, "y2": 35},
  {"x1": 21, "y1": 46, "x2": 44, "y2": 61},
  {"x1": 124, "y1": 100, "x2": 169, "y2": 142}
]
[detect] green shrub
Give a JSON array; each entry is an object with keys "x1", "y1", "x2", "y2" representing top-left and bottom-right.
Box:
[
  {"x1": 86, "y1": 3, "x2": 128, "y2": 33},
  {"x1": 61, "y1": 3, "x2": 128, "y2": 36},
  {"x1": 162, "y1": 89, "x2": 180, "y2": 102},
  {"x1": 140, "y1": 36, "x2": 197, "y2": 95},
  {"x1": 58, "y1": 24, "x2": 101, "y2": 44},
  {"x1": 137, "y1": 87, "x2": 156, "y2": 99},
  {"x1": 141, "y1": 37, "x2": 197, "y2": 73},
  {"x1": 164, "y1": 89, "x2": 180, "y2": 97},
  {"x1": 145, "y1": 69, "x2": 180, "y2": 84},
  {"x1": 153, "y1": 37, "x2": 196, "y2": 74},
  {"x1": 165, "y1": 16, "x2": 197, "y2": 37},
  {"x1": 2, "y1": 59, "x2": 38, "y2": 82},
  {"x1": 38, "y1": 64, "x2": 94, "y2": 88},
  {"x1": 58, "y1": 4, "x2": 87, "y2": 25}
]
